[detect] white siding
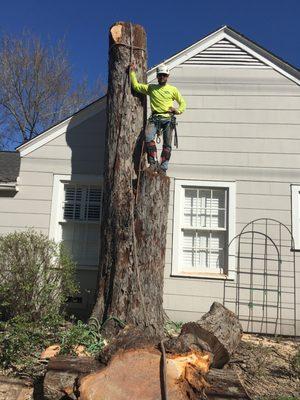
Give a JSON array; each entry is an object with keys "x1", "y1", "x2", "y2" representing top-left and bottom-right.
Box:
[{"x1": 165, "y1": 65, "x2": 300, "y2": 335}]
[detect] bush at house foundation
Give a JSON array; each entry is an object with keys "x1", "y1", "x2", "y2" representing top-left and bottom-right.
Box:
[{"x1": 0, "y1": 230, "x2": 78, "y2": 321}]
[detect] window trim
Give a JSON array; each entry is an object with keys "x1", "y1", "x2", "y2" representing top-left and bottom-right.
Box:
[
  {"x1": 291, "y1": 184, "x2": 300, "y2": 251},
  {"x1": 49, "y1": 174, "x2": 103, "y2": 269},
  {"x1": 172, "y1": 179, "x2": 236, "y2": 279}
]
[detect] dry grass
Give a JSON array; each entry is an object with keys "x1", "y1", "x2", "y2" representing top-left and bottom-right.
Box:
[{"x1": 227, "y1": 334, "x2": 300, "y2": 399}]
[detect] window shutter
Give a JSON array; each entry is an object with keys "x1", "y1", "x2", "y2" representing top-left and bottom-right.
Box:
[
  {"x1": 63, "y1": 185, "x2": 102, "y2": 222},
  {"x1": 61, "y1": 183, "x2": 102, "y2": 266}
]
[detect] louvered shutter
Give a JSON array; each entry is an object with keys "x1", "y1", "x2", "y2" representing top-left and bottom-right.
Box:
[
  {"x1": 183, "y1": 39, "x2": 270, "y2": 68},
  {"x1": 61, "y1": 184, "x2": 102, "y2": 266}
]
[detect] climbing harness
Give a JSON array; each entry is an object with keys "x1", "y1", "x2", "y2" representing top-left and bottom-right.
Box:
[{"x1": 147, "y1": 113, "x2": 179, "y2": 148}]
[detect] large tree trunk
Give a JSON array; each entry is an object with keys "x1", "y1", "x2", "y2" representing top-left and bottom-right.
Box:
[{"x1": 92, "y1": 22, "x2": 169, "y2": 337}]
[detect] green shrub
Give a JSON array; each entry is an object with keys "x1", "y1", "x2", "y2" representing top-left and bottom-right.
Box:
[
  {"x1": 0, "y1": 315, "x2": 105, "y2": 376},
  {"x1": 164, "y1": 320, "x2": 183, "y2": 336},
  {"x1": 0, "y1": 230, "x2": 78, "y2": 321},
  {"x1": 60, "y1": 319, "x2": 105, "y2": 356},
  {"x1": 0, "y1": 314, "x2": 63, "y2": 374}
]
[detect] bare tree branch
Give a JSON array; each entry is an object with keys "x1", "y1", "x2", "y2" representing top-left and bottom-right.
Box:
[{"x1": 0, "y1": 31, "x2": 105, "y2": 148}]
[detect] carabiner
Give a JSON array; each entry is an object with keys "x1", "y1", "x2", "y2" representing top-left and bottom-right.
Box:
[{"x1": 156, "y1": 132, "x2": 161, "y2": 144}]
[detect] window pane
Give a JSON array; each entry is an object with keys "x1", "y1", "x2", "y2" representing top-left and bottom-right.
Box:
[
  {"x1": 182, "y1": 230, "x2": 226, "y2": 272},
  {"x1": 211, "y1": 190, "x2": 226, "y2": 228},
  {"x1": 212, "y1": 190, "x2": 225, "y2": 209},
  {"x1": 184, "y1": 189, "x2": 198, "y2": 226},
  {"x1": 62, "y1": 223, "x2": 100, "y2": 266},
  {"x1": 183, "y1": 187, "x2": 226, "y2": 229}
]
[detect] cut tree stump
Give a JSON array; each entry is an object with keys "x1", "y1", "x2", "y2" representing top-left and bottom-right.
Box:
[
  {"x1": 180, "y1": 302, "x2": 243, "y2": 368},
  {"x1": 92, "y1": 21, "x2": 170, "y2": 338},
  {"x1": 79, "y1": 346, "x2": 212, "y2": 400}
]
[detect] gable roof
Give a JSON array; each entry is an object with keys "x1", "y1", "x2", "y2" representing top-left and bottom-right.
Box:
[
  {"x1": 17, "y1": 26, "x2": 300, "y2": 156},
  {"x1": 0, "y1": 151, "x2": 20, "y2": 183},
  {"x1": 147, "y1": 26, "x2": 300, "y2": 84}
]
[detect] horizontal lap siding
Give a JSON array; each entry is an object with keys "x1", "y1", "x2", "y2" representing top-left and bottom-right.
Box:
[
  {"x1": 175, "y1": 123, "x2": 300, "y2": 139},
  {"x1": 0, "y1": 108, "x2": 106, "y2": 237},
  {"x1": 182, "y1": 95, "x2": 300, "y2": 110},
  {"x1": 177, "y1": 109, "x2": 300, "y2": 124},
  {"x1": 164, "y1": 66, "x2": 300, "y2": 334}
]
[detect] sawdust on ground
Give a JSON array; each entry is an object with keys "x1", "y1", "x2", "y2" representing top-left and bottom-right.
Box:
[{"x1": 227, "y1": 334, "x2": 300, "y2": 399}]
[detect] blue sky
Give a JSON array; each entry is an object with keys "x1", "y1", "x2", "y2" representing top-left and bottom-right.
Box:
[{"x1": 0, "y1": 0, "x2": 300, "y2": 89}]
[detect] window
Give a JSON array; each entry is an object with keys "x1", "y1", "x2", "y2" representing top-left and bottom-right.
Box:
[
  {"x1": 49, "y1": 175, "x2": 102, "y2": 267},
  {"x1": 63, "y1": 185, "x2": 102, "y2": 222},
  {"x1": 172, "y1": 180, "x2": 236, "y2": 278},
  {"x1": 291, "y1": 185, "x2": 300, "y2": 250}
]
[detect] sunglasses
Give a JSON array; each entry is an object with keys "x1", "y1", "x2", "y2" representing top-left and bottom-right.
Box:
[{"x1": 157, "y1": 73, "x2": 168, "y2": 77}]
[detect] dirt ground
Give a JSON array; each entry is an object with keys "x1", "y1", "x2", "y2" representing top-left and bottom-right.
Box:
[{"x1": 227, "y1": 333, "x2": 300, "y2": 399}]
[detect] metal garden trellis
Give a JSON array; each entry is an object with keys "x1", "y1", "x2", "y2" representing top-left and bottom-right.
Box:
[{"x1": 223, "y1": 218, "x2": 296, "y2": 337}]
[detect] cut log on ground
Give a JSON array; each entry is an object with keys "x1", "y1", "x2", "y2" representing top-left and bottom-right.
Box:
[
  {"x1": 44, "y1": 357, "x2": 103, "y2": 400},
  {"x1": 46, "y1": 356, "x2": 103, "y2": 374},
  {"x1": 0, "y1": 375, "x2": 33, "y2": 400},
  {"x1": 180, "y1": 302, "x2": 243, "y2": 368},
  {"x1": 92, "y1": 21, "x2": 170, "y2": 338},
  {"x1": 79, "y1": 346, "x2": 212, "y2": 400},
  {"x1": 205, "y1": 369, "x2": 251, "y2": 399}
]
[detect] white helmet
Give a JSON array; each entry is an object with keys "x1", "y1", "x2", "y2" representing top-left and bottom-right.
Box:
[{"x1": 157, "y1": 64, "x2": 169, "y2": 75}]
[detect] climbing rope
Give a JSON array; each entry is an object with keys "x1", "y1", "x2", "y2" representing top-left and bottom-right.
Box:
[
  {"x1": 109, "y1": 42, "x2": 146, "y2": 53},
  {"x1": 160, "y1": 340, "x2": 169, "y2": 400}
]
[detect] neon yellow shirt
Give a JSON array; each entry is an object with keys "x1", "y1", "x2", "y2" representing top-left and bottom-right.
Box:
[{"x1": 130, "y1": 71, "x2": 186, "y2": 117}]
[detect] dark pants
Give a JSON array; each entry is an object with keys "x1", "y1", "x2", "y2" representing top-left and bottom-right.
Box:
[{"x1": 145, "y1": 116, "x2": 172, "y2": 171}]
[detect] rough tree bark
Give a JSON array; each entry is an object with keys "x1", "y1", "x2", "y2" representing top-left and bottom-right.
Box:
[
  {"x1": 205, "y1": 369, "x2": 251, "y2": 399},
  {"x1": 180, "y1": 302, "x2": 243, "y2": 368},
  {"x1": 91, "y1": 22, "x2": 170, "y2": 337}
]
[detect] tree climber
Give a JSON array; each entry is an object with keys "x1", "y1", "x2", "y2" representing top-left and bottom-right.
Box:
[{"x1": 129, "y1": 63, "x2": 186, "y2": 174}]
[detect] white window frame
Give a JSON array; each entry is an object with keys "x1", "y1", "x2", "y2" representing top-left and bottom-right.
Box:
[
  {"x1": 291, "y1": 184, "x2": 300, "y2": 250},
  {"x1": 172, "y1": 179, "x2": 236, "y2": 279},
  {"x1": 49, "y1": 174, "x2": 103, "y2": 270}
]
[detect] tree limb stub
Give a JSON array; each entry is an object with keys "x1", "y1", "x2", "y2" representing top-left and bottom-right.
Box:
[{"x1": 110, "y1": 24, "x2": 123, "y2": 43}]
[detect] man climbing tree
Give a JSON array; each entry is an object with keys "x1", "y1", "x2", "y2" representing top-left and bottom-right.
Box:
[{"x1": 129, "y1": 63, "x2": 186, "y2": 174}]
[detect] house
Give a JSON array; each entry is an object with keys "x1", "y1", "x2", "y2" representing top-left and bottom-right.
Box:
[{"x1": 0, "y1": 26, "x2": 299, "y2": 336}]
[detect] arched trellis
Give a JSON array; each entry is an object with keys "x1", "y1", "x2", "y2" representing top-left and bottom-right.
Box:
[{"x1": 223, "y1": 218, "x2": 296, "y2": 337}]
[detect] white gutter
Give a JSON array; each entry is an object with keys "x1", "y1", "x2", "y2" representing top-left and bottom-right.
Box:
[{"x1": 0, "y1": 182, "x2": 19, "y2": 192}]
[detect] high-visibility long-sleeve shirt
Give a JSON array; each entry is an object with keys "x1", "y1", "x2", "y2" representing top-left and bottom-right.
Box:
[{"x1": 130, "y1": 71, "x2": 186, "y2": 117}]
